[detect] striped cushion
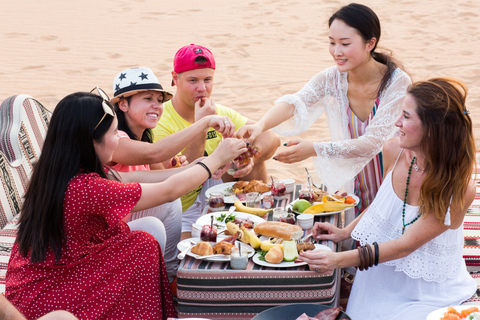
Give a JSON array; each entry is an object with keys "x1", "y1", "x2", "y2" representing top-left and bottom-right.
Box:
[
  {"x1": 0, "y1": 215, "x2": 20, "y2": 293},
  {"x1": 0, "y1": 95, "x2": 50, "y2": 293}
]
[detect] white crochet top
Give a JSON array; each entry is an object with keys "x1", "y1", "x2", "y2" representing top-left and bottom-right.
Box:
[
  {"x1": 273, "y1": 66, "x2": 411, "y2": 194},
  {"x1": 351, "y1": 168, "x2": 465, "y2": 283}
]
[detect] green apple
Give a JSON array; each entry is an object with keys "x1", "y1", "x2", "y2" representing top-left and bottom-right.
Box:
[
  {"x1": 283, "y1": 240, "x2": 299, "y2": 262},
  {"x1": 292, "y1": 199, "x2": 311, "y2": 213}
]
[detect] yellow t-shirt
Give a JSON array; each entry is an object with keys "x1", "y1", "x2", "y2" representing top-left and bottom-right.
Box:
[{"x1": 153, "y1": 100, "x2": 248, "y2": 211}]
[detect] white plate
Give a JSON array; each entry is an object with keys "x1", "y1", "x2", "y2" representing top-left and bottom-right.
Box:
[
  {"x1": 252, "y1": 244, "x2": 331, "y2": 268},
  {"x1": 426, "y1": 306, "x2": 480, "y2": 320},
  {"x1": 205, "y1": 181, "x2": 271, "y2": 203},
  {"x1": 196, "y1": 211, "x2": 266, "y2": 232},
  {"x1": 177, "y1": 237, "x2": 255, "y2": 262},
  {"x1": 287, "y1": 194, "x2": 360, "y2": 216}
]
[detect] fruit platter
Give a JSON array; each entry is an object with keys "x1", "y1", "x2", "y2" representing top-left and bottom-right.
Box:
[{"x1": 288, "y1": 193, "x2": 359, "y2": 216}]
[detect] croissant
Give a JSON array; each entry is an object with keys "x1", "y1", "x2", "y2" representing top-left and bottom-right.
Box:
[
  {"x1": 233, "y1": 181, "x2": 249, "y2": 190},
  {"x1": 191, "y1": 242, "x2": 213, "y2": 256}
]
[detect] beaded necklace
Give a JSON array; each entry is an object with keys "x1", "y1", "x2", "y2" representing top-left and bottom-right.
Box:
[{"x1": 402, "y1": 156, "x2": 421, "y2": 234}]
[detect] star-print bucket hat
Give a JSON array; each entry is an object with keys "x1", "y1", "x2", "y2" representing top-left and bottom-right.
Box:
[{"x1": 111, "y1": 67, "x2": 173, "y2": 104}]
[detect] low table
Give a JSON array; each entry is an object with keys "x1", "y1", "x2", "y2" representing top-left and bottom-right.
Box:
[{"x1": 176, "y1": 184, "x2": 342, "y2": 319}]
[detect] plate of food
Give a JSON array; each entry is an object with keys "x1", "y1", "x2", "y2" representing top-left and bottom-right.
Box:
[
  {"x1": 252, "y1": 243, "x2": 331, "y2": 268},
  {"x1": 426, "y1": 305, "x2": 480, "y2": 320},
  {"x1": 196, "y1": 211, "x2": 266, "y2": 234},
  {"x1": 205, "y1": 180, "x2": 271, "y2": 203},
  {"x1": 177, "y1": 237, "x2": 255, "y2": 262},
  {"x1": 288, "y1": 193, "x2": 360, "y2": 216}
]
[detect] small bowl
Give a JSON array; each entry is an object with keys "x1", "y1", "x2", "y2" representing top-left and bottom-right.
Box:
[
  {"x1": 296, "y1": 214, "x2": 314, "y2": 230},
  {"x1": 191, "y1": 223, "x2": 202, "y2": 238},
  {"x1": 282, "y1": 179, "x2": 295, "y2": 193}
]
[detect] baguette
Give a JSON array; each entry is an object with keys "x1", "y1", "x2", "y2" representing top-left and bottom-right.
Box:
[{"x1": 254, "y1": 222, "x2": 303, "y2": 240}]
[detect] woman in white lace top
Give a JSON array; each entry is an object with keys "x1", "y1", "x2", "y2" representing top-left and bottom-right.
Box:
[
  {"x1": 236, "y1": 3, "x2": 411, "y2": 217},
  {"x1": 297, "y1": 78, "x2": 477, "y2": 319}
]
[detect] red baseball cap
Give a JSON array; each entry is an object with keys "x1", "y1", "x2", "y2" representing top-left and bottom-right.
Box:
[{"x1": 173, "y1": 44, "x2": 216, "y2": 74}]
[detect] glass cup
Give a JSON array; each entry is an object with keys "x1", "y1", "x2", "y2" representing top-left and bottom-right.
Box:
[
  {"x1": 200, "y1": 225, "x2": 217, "y2": 243},
  {"x1": 262, "y1": 194, "x2": 274, "y2": 209},
  {"x1": 272, "y1": 207, "x2": 286, "y2": 222},
  {"x1": 245, "y1": 192, "x2": 261, "y2": 208},
  {"x1": 208, "y1": 192, "x2": 225, "y2": 212},
  {"x1": 271, "y1": 180, "x2": 286, "y2": 200},
  {"x1": 226, "y1": 160, "x2": 239, "y2": 176},
  {"x1": 299, "y1": 189, "x2": 315, "y2": 204},
  {"x1": 230, "y1": 246, "x2": 248, "y2": 270},
  {"x1": 280, "y1": 212, "x2": 296, "y2": 225}
]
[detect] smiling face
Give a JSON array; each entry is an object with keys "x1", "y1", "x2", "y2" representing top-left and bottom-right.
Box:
[
  {"x1": 395, "y1": 94, "x2": 425, "y2": 152},
  {"x1": 172, "y1": 68, "x2": 214, "y2": 109},
  {"x1": 328, "y1": 19, "x2": 375, "y2": 72},
  {"x1": 93, "y1": 116, "x2": 119, "y2": 164},
  {"x1": 118, "y1": 91, "x2": 164, "y2": 136}
]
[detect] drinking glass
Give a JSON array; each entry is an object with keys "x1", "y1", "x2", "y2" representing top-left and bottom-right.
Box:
[
  {"x1": 245, "y1": 192, "x2": 261, "y2": 208},
  {"x1": 208, "y1": 192, "x2": 225, "y2": 212}
]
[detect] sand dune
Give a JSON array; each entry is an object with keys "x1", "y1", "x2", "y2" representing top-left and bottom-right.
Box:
[{"x1": 1, "y1": 0, "x2": 479, "y2": 183}]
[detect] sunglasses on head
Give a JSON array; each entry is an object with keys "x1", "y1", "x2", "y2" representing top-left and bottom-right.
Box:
[{"x1": 90, "y1": 87, "x2": 114, "y2": 130}]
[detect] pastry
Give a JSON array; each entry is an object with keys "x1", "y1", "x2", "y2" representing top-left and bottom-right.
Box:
[
  {"x1": 213, "y1": 241, "x2": 235, "y2": 254},
  {"x1": 191, "y1": 242, "x2": 213, "y2": 256}
]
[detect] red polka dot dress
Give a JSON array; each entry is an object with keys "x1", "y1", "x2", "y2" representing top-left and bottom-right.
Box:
[{"x1": 5, "y1": 172, "x2": 176, "y2": 320}]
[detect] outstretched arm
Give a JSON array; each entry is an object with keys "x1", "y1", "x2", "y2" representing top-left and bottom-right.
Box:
[{"x1": 112, "y1": 113, "x2": 235, "y2": 166}]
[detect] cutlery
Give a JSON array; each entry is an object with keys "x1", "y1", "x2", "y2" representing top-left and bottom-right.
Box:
[
  {"x1": 222, "y1": 206, "x2": 236, "y2": 222},
  {"x1": 177, "y1": 239, "x2": 196, "y2": 260},
  {"x1": 195, "y1": 250, "x2": 254, "y2": 260}
]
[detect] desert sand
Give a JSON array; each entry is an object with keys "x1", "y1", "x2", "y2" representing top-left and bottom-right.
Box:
[{"x1": 1, "y1": 0, "x2": 479, "y2": 183}]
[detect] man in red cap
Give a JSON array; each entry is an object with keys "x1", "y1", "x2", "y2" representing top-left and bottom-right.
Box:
[{"x1": 152, "y1": 44, "x2": 280, "y2": 239}]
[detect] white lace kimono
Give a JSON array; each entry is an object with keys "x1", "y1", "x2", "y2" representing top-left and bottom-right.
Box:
[{"x1": 274, "y1": 66, "x2": 411, "y2": 198}]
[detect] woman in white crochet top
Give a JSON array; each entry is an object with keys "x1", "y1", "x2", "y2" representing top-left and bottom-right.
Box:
[
  {"x1": 298, "y1": 77, "x2": 477, "y2": 319},
  {"x1": 236, "y1": 3, "x2": 411, "y2": 218}
]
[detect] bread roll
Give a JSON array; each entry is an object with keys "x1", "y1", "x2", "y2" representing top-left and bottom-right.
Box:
[
  {"x1": 265, "y1": 245, "x2": 283, "y2": 264},
  {"x1": 254, "y1": 222, "x2": 303, "y2": 240},
  {"x1": 191, "y1": 242, "x2": 213, "y2": 256}
]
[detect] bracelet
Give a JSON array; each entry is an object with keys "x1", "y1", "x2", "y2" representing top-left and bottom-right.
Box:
[
  {"x1": 196, "y1": 162, "x2": 212, "y2": 179},
  {"x1": 361, "y1": 246, "x2": 370, "y2": 270},
  {"x1": 365, "y1": 245, "x2": 374, "y2": 268},
  {"x1": 373, "y1": 242, "x2": 379, "y2": 266},
  {"x1": 357, "y1": 246, "x2": 365, "y2": 271}
]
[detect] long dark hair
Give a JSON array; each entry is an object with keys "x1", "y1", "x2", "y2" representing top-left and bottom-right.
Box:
[
  {"x1": 114, "y1": 96, "x2": 153, "y2": 143},
  {"x1": 410, "y1": 78, "x2": 476, "y2": 222},
  {"x1": 329, "y1": 3, "x2": 402, "y2": 95},
  {"x1": 16, "y1": 92, "x2": 115, "y2": 262}
]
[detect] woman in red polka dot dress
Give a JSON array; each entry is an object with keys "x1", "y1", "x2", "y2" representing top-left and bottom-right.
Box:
[{"x1": 5, "y1": 91, "x2": 245, "y2": 320}]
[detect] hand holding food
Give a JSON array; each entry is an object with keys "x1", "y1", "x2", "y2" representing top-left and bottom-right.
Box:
[{"x1": 170, "y1": 155, "x2": 181, "y2": 168}]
